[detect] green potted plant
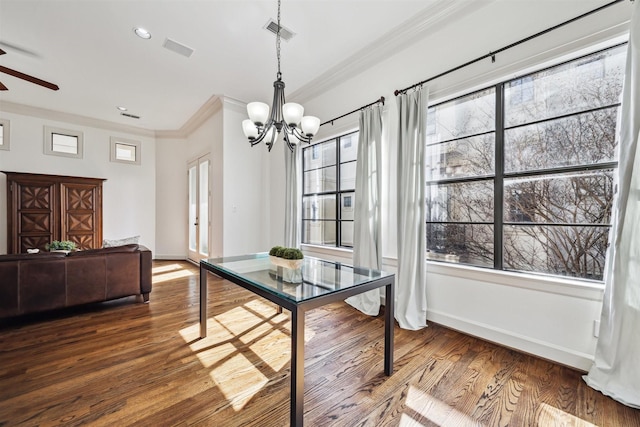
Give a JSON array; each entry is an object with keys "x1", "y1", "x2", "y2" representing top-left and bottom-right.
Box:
[
  {"x1": 269, "y1": 245, "x2": 304, "y2": 269},
  {"x1": 46, "y1": 240, "x2": 77, "y2": 253}
]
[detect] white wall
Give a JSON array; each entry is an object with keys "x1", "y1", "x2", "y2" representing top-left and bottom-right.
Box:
[
  {"x1": 0, "y1": 108, "x2": 156, "y2": 254},
  {"x1": 221, "y1": 98, "x2": 271, "y2": 256},
  {"x1": 155, "y1": 137, "x2": 188, "y2": 259},
  {"x1": 283, "y1": 0, "x2": 634, "y2": 370}
]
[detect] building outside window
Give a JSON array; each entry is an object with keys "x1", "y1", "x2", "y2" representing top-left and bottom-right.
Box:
[
  {"x1": 425, "y1": 43, "x2": 626, "y2": 281},
  {"x1": 302, "y1": 131, "x2": 359, "y2": 248}
]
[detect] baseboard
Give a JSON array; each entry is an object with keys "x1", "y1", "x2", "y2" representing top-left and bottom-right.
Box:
[
  {"x1": 427, "y1": 309, "x2": 595, "y2": 371},
  {"x1": 153, "y1": 254, "x2": 188, "y2": 260}
]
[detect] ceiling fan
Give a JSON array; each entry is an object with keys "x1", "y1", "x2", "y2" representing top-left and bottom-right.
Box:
[{"x1": 0, "y1": 48, "x2": 59, "y2": 91}]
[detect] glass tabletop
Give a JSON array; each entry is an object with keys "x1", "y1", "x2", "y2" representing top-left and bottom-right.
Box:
[{"x1": 201, "y1": 253, "x2": 393, "y2": 303}]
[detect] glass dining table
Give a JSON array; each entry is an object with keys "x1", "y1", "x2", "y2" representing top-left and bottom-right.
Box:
[{"x1": 199, "y1": 253, "x2": 395, "y2": 427}]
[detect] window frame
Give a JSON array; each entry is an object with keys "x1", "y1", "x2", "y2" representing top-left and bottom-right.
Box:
[
  {"x1": 425, "y1": 42, "x2": 625, "y2": 282},
  {"x1": 0, "y1": 119, "x2": 10, "y2": 151},
  {"x1": 302, "y1": 130, "x2": 359, "y2": 249},
  {"x1": 110, "y1": 136, "x2": 142, "y2": 165},
  {"x1": 44, "y1": 125, "x2": 83, "y2": 159}
]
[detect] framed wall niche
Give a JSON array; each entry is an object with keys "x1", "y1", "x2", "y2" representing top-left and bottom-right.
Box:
[
  {"x1": 44, "y1": 126, "x2": 83, "y2": 158},
  {"x1": 0, "y1": 119, "x2": 10, "y2": 151},
  {"x1": 110, "y1": 136, "x2": 141, "y2": 165}
]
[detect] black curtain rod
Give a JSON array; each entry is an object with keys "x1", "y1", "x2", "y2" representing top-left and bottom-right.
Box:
[
  {"x1": 394, "y1": 0, "x2": 627, "y2": 96},
  {"x1": 320, "y1": 96, "x2": 385, "y2": 127}
]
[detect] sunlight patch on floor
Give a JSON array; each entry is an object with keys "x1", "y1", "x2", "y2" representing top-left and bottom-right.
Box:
[
  {"x1": 402, "y1": 385, "x2": 483, "y2": 426},
  {"x1": 210, "y1": 352, "x2": 270, "y2": 411},
  {"x1": 152, "y1": 263, "x2": 195, "y2": 283},
  {"x1": 179, "y1": 299, "x2": 292, "y2": 412},
  {"x1": 537, "y1": 403, "x2": 597, "y2": 427}
]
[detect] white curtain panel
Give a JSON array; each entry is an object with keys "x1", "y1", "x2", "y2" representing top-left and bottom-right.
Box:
[
  {"x1": 346, "y1": 105, "x2": 384, "y2": 315},
  {"x1": 395, "y1": 88, "x2": 428, "y2": 330},
  {"x1": 284, "y1": 144, "x2": 301, "y2": 249},
  {"x1": 584, "y1": 0, "x2": 640, "y2": 409}
]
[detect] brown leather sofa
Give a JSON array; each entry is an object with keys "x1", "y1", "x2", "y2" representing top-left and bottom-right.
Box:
[{"x1": 0, "y1": 244, "x2": 152, "y2": 319}]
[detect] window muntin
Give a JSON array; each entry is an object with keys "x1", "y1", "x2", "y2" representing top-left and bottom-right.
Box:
[
  {"x1": 304, "y1": 167, "x2": 337, "y2": 193},
  {"x1": 427, "y1": 181, "x2": 494, "y2": 223},
  {"x1": 426, "y1": 134, "x2": 495, "y2": 180},
  {"x1": 503, "y1": 171, "x2": 615, "y2": 225},
  {"x1": 426, "y1": 43, "x2": 625, "y2": 281},
  {"x1": 427, "y1": 87, "x2": 495, "y2": 143},
  {"x1": 427, "y1": 223, "x2": 494, "y2": 268},
  {"x1": 504, "y1": 107, "x2": 619, "y2": 173},
  {"x1": 302, "y1": 131, "x2": 359, "y2": 248},
  {"x1": 504, "y1": 47, "x2": 625, "y2": 128},
  {"x1": 503, "y1": 225, "x2": 610, "y2": 279}
]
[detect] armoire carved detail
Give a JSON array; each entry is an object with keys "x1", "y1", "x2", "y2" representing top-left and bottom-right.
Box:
[{"x1": 3, "y1": 172, "x2": 106, "y2": 254}]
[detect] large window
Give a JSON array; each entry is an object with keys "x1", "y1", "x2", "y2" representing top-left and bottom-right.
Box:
[
  {"x1": 302, "y1": 131, "x2": 359, "y2": 247},
  {"x1": 425, "y1": 44, "x2": 626, "y2": 281}
]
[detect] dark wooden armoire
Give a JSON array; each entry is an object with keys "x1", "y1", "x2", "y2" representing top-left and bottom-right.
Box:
[{"x1": 3, "y1": 172, "x2": 106, "y2": 253}]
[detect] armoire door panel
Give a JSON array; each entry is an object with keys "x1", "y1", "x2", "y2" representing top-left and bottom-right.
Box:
[
  {"x1": 19, "y1": 213, "x2": 52, "y2": 233},
  {"x1": 19, "y1": 235, "x2": 52, "y2": 253},
  {"x1": 18, "y1": 184, "x2": 53, "y2": 210},
  {"x1": 65, "y1": 213, "x2": 94, "y2": 232},
  {"x1": 64, "y1": 185, "x2": 95, "y2": 210}
]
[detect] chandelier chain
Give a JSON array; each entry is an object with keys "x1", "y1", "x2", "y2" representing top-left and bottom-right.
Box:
[{"x1": 276, "y1": 0, "x2": 281, "y2": 79}]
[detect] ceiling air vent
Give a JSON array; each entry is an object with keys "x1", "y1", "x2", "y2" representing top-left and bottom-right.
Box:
[
  {"x1": 264, "y1": 20, "x2": 295, "y2": 41},
  {"x1": 121, "y1": 112, "x2": 141, "y2": 119},
  {"x1": 163, "y1": 38, "x2": 195, "y2": 58}
]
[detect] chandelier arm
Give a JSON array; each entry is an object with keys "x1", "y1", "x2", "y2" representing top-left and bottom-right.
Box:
[
  {"x1": 289, "y1": 125, "x2": 312, "y2": 144},
  {"x1": 250, "y1": 120, "x2": 276, "y2": 146},
  {"x1": 282, "y1": 132, "x2": 295, "y2": 152}
]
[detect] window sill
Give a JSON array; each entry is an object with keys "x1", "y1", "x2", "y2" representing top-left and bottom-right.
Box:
[
  {"x1": 425, "y1": 260, "x2": 605, "y2": 301},
  {"x1": 300, "y1": 244, "x2": 605, "y2": 302},
  {"x1": 301, "y1": 244, "x2": 353, "y2": 259}
]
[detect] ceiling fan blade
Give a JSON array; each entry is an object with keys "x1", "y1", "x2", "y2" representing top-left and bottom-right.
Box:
[
  {"x1": 0, "y1": 81, "x2": 7, "y2": 90},
  {"x1": 0, "y1": 65, "x2": 59, "y2": 91},
  {"x1": 0, "y1": 48, "x2": 5, "y2": 55}
]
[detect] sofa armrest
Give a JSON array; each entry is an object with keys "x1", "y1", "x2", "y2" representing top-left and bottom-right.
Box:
[{"x1": 139, "y1": 245, "x2": 152, "y2": 299}]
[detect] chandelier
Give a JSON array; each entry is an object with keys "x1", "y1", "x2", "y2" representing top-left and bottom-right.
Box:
[{"x1": 242, "y1": 0, "x2": 320, "y2": 152}]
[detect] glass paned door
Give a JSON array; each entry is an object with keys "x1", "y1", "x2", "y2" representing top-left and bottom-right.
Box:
[{"x1": 188, "y1": 155, "x2": 210, "y2": 262}]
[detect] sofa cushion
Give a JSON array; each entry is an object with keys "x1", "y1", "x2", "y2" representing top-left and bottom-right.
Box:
[
  {"x1": 106, "y1": 252, "x2": 140, "y2": 300},
  {"x1": 0, "y1": 263, "x2": 19, "y2": 318},
  {"x1": 20, "y1": 259, "x2": 66, "y2": 314},
  {"x1": 67, "y1": 256, "x2": 107, "y2": 305}
]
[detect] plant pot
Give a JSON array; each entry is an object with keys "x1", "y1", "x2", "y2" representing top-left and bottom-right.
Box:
[{"x1": 269, "y1": 255, "x2": 303, "y2": 270}]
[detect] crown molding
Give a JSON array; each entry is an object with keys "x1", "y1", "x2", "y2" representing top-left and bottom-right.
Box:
[
  {"x1": 289, "y1": 0, "x2": 495, "y2": 104},
  {"x1": 155, "y1": 95, "x2": 224, "y2": 140},
  {"x1": 0, "y1": 101, "x2": 156, "y2": 138},
  {"x1": 222, "y1": 96, "x2": 247, "y2": 114}
]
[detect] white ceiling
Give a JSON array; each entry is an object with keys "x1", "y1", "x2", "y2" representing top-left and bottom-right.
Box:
[{"x1": 0, "y1": 0, "x2": 463, "y2": 131}]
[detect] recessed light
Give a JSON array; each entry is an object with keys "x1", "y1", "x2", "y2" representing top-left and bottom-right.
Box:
[
  {"x1": 134, "y1": 27, "x2": 151, "y2": 39},
  {"x1": 116, "y1": 106, "x2": 127, "y2": 111}
]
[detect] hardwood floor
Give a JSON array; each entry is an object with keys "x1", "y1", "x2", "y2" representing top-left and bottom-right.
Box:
[{"x1": 1, "y1": 260, "x2": 638, "y2": 426}]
